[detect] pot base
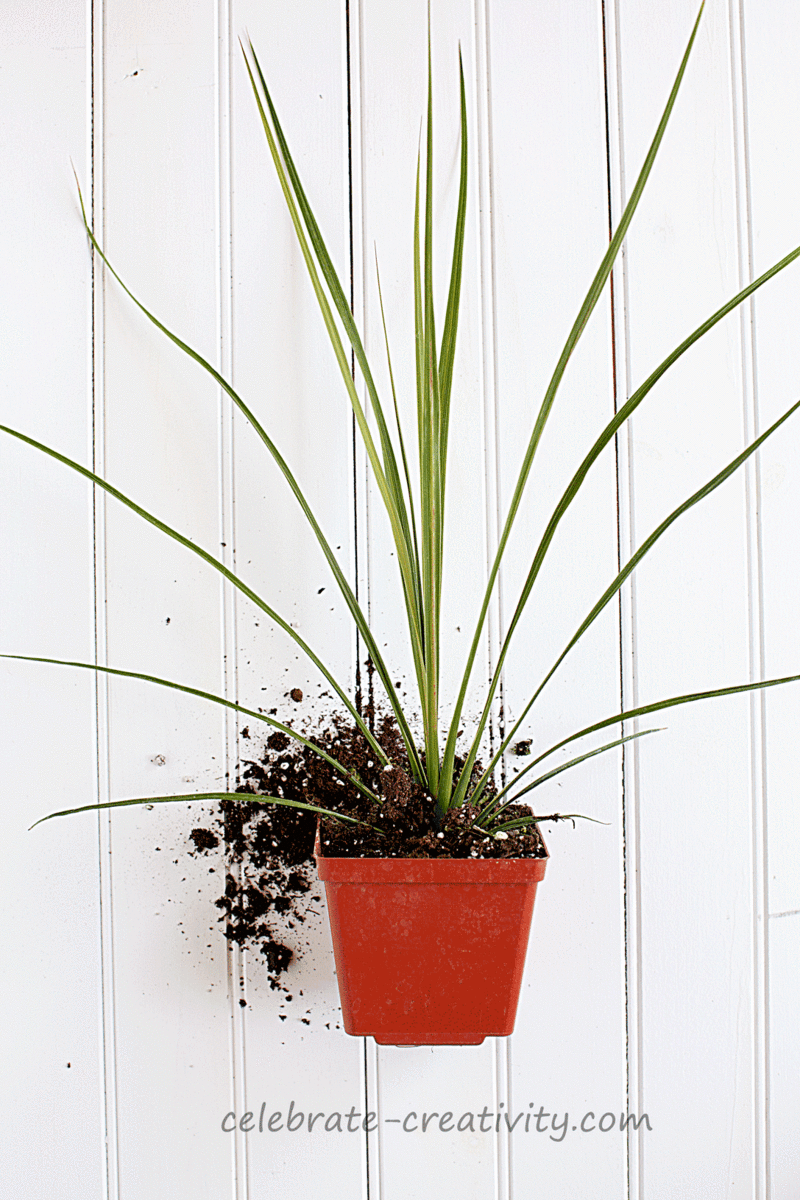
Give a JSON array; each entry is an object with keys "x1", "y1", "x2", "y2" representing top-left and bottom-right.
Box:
[
  {"x1": 317, "y1": 838, "x2": 548, "y2": 1046},
  {"x1": 373, "y1": 1033, "x2": 486, "y2": 1046}
]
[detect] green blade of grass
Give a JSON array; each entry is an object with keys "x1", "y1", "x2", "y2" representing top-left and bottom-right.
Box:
[
  {"x1": 70, "y1": 179, "x2": 431, "y2": 776},
  {"x1": 468, "y1": 390, "x2": 800, "y2": 808},
  {"x1": 375, "y1": 250, "x2": 423, "y2": 610},
  {"x1": 420, "y1": 37, "x2": 442, "y2": 795},
  {"x1": 455, "y1": 247, "x2": 800, "y2": 808},
  {"x1": 428, "y1": 47, "x2": 468, "y2": 812},
  {"x1": 492, "y1": 813, "x2": 610, "y2": 833},
  {"x1": 240, "y1": 49, "x2": 427, "y2": 718},
  {"x1": 407, "y1": 143, "x2": 436, "y2": 746},
  {"x1": 442, "y1": 4, "x2": 705, "y2": 810},
  {"x1": 2, "y1": 653, "x2": 380, "y2": 803},
  {"x1": 246, "y1": 41, "x2": 423, "y2": 625},
  {"x1": 491, "y1": 729, "x2": 662, "y2": 816},
  {"x1": 414, "y1": 146, "x2": 425, "y2": 477},
  {"x1": 243, "y1": 44, "x2": 429, "y2": 732},
  {"x1": 476, "y1": 728, "x2": 662, "y2": 826},
  {"x1": 437, "y1": 47, "x2": 468, "y2": 492},
  {"x1": 30, "y1": 791, "x2": 383, "y2": 833},
  {"x1": 497, "y1": 672, "x2": 800, "y2": 804},
  {"x1": 412, "y1": 142, "x2": 431, "y2": 709},
  {"x1": 0, "y1": 424, "x2": 388, "y2": 765}
]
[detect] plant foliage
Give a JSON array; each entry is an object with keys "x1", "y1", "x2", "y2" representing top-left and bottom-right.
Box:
[{"x1": 5, "y1": 4, "x2": 800, "y2": 839}]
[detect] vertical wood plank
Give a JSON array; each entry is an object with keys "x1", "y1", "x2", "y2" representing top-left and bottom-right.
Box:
[
  {"x1": 0, "y1": 5, "x2": 108, "y2": 1199},
  {"x1": 488, "y1": 1, "x2": 627, "y2": 1195},
  {"x1": 228, "y1": 2, "x2": 366, "y2": 1196},
  {"x1": 100, "y1": 2, "x2": 235, "y2": 1196},
  {"x1": 0, "y1": 6, "x2": 115, "y2": 1200},
  {"x1": 611, "y1": 0, "x2": 768, "y2": 1192},
  {"x1": 5, "y1": 2, "x2": 800, "y2": 1196},
  {"x1": 738, "y1": 3, "x2": 800, "y2": 1196}
]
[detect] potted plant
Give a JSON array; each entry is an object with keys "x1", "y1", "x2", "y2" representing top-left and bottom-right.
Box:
[{"x1": 3, "y1": 4, "x2": 800, "y2": 1044}]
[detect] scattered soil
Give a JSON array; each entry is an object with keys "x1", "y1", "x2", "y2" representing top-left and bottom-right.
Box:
[
  {"x1": 188, "y1": 827, "x2": 219, "y2": 852},
  {"x1": 189, "y1": 791, "x2": 319, "y2": 993},
  {"x1": 189, "y1": 707, "x2": 546, "y2": 990}
]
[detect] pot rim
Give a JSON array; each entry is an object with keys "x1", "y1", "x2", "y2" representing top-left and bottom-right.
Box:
[{"x1": 314, "y1": 827, "x2": 548, "y2": 883}]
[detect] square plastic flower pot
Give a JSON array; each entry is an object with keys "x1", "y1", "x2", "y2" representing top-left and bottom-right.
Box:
[{"x1": 315, "y1": 833, "x2": 548, "y2": 1045}]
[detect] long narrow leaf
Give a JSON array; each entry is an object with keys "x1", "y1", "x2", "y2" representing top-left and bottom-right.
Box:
[
  {"x1": 493, "y1": 813, "x2": 610, "y2": 832},
  {"x1": 456, "y1": 251, "x2": 800, "y2": 807},
  {"x1": 442, "y1": 5, "x2": 705, "y2": 808},
  {"x1": 420, "y1": 39, "x2": 442, "y2": 795},
  {"x1": 0, "y1": 425, "x2": 387, "y2": 763},
  {"x1": 243, "y1": 45, "x2": 429, "y2": 743},
  {"x1": 31, "y1": 791, "x2": 383, "y2": 833},
  {"x1": 375, "y1": 251, "x2": 423, "y2": 596},
  {"x1": 498, "y1": 673, "x2": 800, "y2": 802},
  {"x1": 240, "y1": 50, "x2": 428, "y2": 724},
  {"x1": 2, "y1": 653, "x2": 380, "y2": 802},
  {"x1": 477, "y1": 728, "x2": 662, "y2": 825},
  {"x1": 437, "y1": 48, "x2": 468, "y2": 488},
  {"x1": 70, "y1": 180, "x2": 431, "y2": 772},
  {"x1": 469, "y1": 390, "x2": 800, "y2": 806},
  {"x1": 430, "y1": 50, "x2": 469, "y2": 814},
  {"x1": 414, "y1": 147, "x2": 425, "y2": 477},
  {"x1": 409, "y1": 143, "x2": 435, "y2": 757},
  {"x1": 246, "y1": 42, "x2": 422, "y2": 623}
]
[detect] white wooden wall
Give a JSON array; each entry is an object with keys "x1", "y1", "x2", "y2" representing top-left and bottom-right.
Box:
[{"x1": 2, "y1": 1, "x2": 799, "y2": 1196}]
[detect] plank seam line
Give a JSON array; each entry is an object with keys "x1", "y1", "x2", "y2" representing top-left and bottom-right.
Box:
[
  {"x1": 214, "y1": 2, "x2": 249, "y2": 1199},
  {"x1": 599, "y1": 25, "x2": 628, "y2": 1195},
  {"x1": 346, "y1": 0, "x2": 365, "y2": 722},
  {"x1": 727, "y1": 0, "x2": 770, "y2": 1194},
  {"x1": 89, "y1": 1, "x2": 121, "y2": 1196},
  {"x1": 470, "y1": 0, "x2": 510, "y2": 1192},
  {"x1": 474, "y1": 0, "x2": 507, "y2": 794},
  {"x1": 347, "y1": 4, "x2": 376, "y2": 1197},
  {"x1": 601, "y1": 1, "x2": 643, "y2": 1197}
]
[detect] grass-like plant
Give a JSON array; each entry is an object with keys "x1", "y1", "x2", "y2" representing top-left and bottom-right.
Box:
[{"x1": 5, "y1": 5, "x2": 800, "y2": 842}]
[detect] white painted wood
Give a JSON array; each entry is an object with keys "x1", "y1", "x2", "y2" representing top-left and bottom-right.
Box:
[
  {"x1": 228, "y1": 2, "x2": 366, "y2": 1196},
  {"x1": 738, "y1": 5, "x2": 800, "y2": 1198},
  {"x1": 610, "y1": 0, "x2": 791, "y2": 1194},
  {"x1": 488, "y1": 2, "x2": 627, "y2": 1195},
  {"x1": 0, "y1": 5, "x2": 105, "y2": 1198},
  {"x1": 744, "y1": 0, "x2": 800, "y2": 921},
  {"x1": 767, "y1": 918, "x2": 800, "y2": 1200},
  {"x1": 97, "y1": 2, "x2": 233, "y2": 1197},
  {"x1": 4, "y1": 2, "x2": 800, "y2": 1198}
]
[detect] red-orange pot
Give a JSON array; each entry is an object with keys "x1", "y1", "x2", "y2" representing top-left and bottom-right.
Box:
[{"x1": 315, "y1": 833, "x2": 548, "y2": 1046}]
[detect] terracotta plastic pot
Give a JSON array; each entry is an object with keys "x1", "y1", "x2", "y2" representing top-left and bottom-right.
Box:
[{"x1": 315, "y1": 833, "x2": 548, "y2": 1046}]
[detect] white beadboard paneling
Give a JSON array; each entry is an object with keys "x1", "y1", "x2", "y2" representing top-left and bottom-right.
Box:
[
  {"x1": 740, "y1": 5, "x2": 800, "y2": 1198},
  {"x1": 3, "y1": 1, "x2": 800, "y2": 1197},
  {"x1": 742, "y1": 0, "x2": 800, "y2": 921},
  {"x1": 229, "y1": 2, "x2": 366, "y2": 1196},
  {"x1": 0, "y1": 5, "x2": 104, "y2": 1200},
  {"x1": 767, "y1": 916, "x2": 800, "y2": 1199},
  {"x1": 612, "y1": 0, "x2": 769, "y2": 1193},
  {"x1": 488, "y1": 0, "x2": 626, "y2": 1195},
  {"x1": 100, "y1": 1, "x2": 234, "y2": 1196},
  {"x1": 369, "y1": 1043, "x2": 500, "y2": 1200}
]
